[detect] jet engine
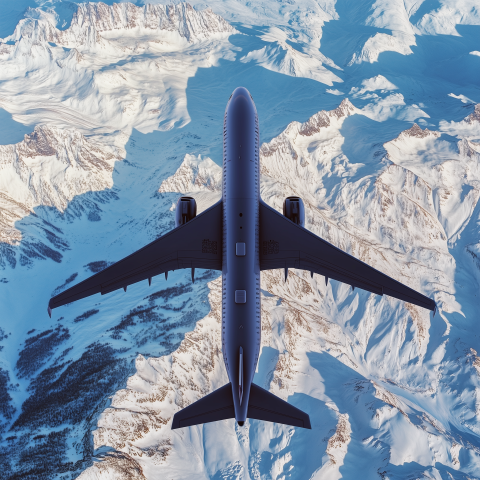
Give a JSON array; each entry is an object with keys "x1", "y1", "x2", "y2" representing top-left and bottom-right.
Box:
[
  {"x1": 175, "y1": 196, "x2": 198, "y2": 283},
  {"x1": 283, "y1": 196, "x2": 305, "y2": 227},
  {"x1": 175, "y1": 196, "x2": 197, "y2": 227}
]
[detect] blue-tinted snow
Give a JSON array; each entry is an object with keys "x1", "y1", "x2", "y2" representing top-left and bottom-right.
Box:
[{"x1": 0, "y1": 109, "x2": 31, "y2": 145}]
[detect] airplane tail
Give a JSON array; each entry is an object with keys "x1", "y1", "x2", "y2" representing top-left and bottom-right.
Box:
[{"x1": 171, "y1": 383, "x2": 311, "y2": 429}]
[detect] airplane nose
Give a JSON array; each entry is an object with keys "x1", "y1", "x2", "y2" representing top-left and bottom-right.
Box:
[
  {"x1": 231, "y1": 86, "x2": 251, "y2": 99},
  {"x1": 228, "y1": 87, "x2": 255, "y2": 108}
]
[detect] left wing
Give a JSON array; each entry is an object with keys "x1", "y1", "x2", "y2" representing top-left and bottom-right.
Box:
[
  {"x1": 259, "y1": 201, "x2": 435, "y2": 312},
  {"x1": 48, "y1": 200, "x2": 223, "y2": 315}
]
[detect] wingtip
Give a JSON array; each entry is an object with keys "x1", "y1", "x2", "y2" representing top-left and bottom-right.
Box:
[
  {"x1": 171, "y1": 413, "x2": 180, "y2": 430},
  {"x1": 433, "y1": 303, "x2": 437, "y2": 317},
  {"x1": 47, "y1": 305, "x2": 52, "y2": 318}
]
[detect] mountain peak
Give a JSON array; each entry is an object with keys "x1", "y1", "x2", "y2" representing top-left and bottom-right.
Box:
[
  {"x1": 297, "y1": 98, "x2": 355, "y2": 137},
  {"x1": 402, "y1": 123, "x2": 440, "y2": 139},
  {"x1": 466, "y1": 104, "x2": 480, "y2": 124},
  {"x1": 159, "y1": 154, "x2": 222, "y2": 195},
  {"x1": 2, "y1": 2, "x2": 236, "y2": 49}
]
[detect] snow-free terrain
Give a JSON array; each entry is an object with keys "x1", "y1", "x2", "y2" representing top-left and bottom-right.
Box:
[{"x1": 0, "y1": 0, "x2": 479, "y2": 479}]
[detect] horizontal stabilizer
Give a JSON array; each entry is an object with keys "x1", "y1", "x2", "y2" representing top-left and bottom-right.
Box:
[
  {"x1": 171, "y1": 383, "x2": 234, "y2": 429},
  {"x1": 248, "y1": 383, "x2": 311, "y2": 429}
]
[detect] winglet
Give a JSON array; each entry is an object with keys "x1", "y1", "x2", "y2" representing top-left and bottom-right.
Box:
[
  {"x1": 191, "y1": 268, "x2": 195, "y2": 283},
  {"x1": 165, "y1": 271, "x2": 168, "y2": 280},
  {"x1": 284, "y1": 268, "x2": 288, "y2": 281},
  {"x1": 433, "y1": 304, "x2": 437, "y2": 318},
  {"x1": 47, "y1": 304, "x2": 52, "y2": 318},
  {"x1": 325, "y1": 276, "x2": 328, "y2": 286},
  {"x1": 148, "y1": 277, "x2": 152, "y2": 286}
]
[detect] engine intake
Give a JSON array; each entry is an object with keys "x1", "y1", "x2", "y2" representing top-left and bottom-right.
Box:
[
  {"x1": 175, "y1": 196, "x2": 197, "y2": 227},
  {"x1": 283, "y1": 196, "x2": 305, "y2": 227}
]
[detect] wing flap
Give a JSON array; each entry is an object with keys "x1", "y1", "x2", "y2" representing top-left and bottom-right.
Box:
[
  {"x1": 259, "y1": 201, "x2": 435, "y2": 311},
  {"x1": 49, "y1": 201, "x2": 223, "y2": 312}
]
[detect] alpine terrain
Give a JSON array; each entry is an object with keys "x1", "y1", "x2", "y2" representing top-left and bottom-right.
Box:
[{"x1": 0, "y1": 0, "x2": 479, "y2": 479}]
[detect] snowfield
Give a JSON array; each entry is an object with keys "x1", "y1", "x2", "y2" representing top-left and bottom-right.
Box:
[{"x1": 0, "y1": 1, "x2": 479, "y2": 479}]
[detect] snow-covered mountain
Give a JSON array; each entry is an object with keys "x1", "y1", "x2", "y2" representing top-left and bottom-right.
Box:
[
  {"x1": 0, "y1": 125, "x2": 122, "y2": 245},
  {"x1": 0, "y1": 0, "x2": 479, "y2": 479}
]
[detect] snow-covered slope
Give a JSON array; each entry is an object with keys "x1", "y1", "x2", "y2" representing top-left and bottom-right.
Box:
[
  {"x1": 0, "y1": 125, "x2": 122, "y2": 244},
  {"x1": 0, "y1": 0, "x2": 480, "y2": 479},
  {"x1": 0, "y1": 2, "x2": 237, "y2": 134},
  {"x1": 240, "y1": 27, "x2": 342, "y2": 86}
]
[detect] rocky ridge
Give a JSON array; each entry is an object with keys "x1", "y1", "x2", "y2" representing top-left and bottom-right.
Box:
[
  {"x1": 0, "y1": 125, "x2": 122, "y2": 246},
  {"x1": 3, "y1": 2, "x2": 236, "y2": 49},
  {"x1": 0, "y1": 3, "x2": 238, "y2": 135}
]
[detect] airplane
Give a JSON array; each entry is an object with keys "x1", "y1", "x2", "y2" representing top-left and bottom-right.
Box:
[{"x1": 48, "y1": 87, "x2": 436, "y2": 430}]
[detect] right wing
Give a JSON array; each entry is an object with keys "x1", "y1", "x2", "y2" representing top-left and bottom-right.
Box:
[
  {"x1": 48, "y1": 200, "x2": 223, "y2": 315},
  {"x1": 259, "y1": 201, "x2": 435, "y2": 312}
]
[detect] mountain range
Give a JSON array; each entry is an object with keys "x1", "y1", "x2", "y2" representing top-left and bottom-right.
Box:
[{"x1": 0, "y1": 0, "x2": 479, "y2": 479}]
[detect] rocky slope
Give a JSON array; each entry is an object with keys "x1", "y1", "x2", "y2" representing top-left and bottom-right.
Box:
[
  {"x1": 5, "y1": 2, "x2": 236, "y2": 48},
  {"x1": 0, "y1": 125, "x2": 121, "y2": 246},
  {"x1": 0, "y1": 2, "x2": 238, "y2": 134}
]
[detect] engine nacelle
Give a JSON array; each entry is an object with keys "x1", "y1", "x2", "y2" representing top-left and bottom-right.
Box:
[
  {"x1": 175, "y1": 196, "x2": 197, "y2": 227},
  {"x1": 283, "y1": 196, "x2": 305, "y2": 227}
]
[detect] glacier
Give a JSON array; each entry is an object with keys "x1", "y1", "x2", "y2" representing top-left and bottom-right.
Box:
[{"x1": 0, "y1": 0, "x2": 479, "y2": 479}]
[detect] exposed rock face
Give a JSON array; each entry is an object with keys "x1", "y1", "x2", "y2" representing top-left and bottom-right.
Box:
[
  {"x1": 4, "y1": 2, "x2": 236, "y2": 48},
  {"x1": 466, "y1": 104, "x2": 480, "y2": 124},
  {"x1": 0, "y1": 2, "x2": 238, "y2": 137},
  {"x1": 159, "y1": 154, "x2": 222, "y2": 194},
  {"x1": 0, "y1": 125, "x2": 121, "y2": 245},
  {"x1": 70, "y1": 2, "x2": 235, "y2": 41},
  {"x1": 401, "y1": 123, "x2": 441, "y2": 139},
  {"x1": 298, "y1": 99, "x2": 356, "y2": 136},
  {"x1": 260, "y1": 99, "x2": 357, "y2": 192}
]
